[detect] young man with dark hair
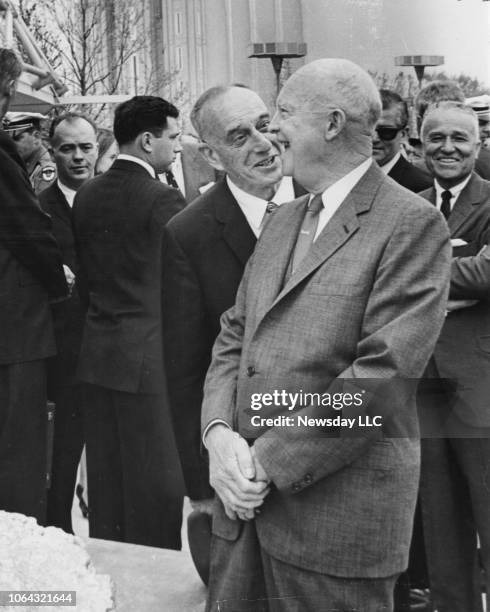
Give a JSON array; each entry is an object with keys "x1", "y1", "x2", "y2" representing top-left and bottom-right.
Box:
[{"x1": 73, "y1": 96, "x2": 186, "y2": 549}]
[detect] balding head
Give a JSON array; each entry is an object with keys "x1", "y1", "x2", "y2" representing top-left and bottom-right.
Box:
[
  {"x1": 270, "y1": 58, "x2": 380, "y2": 192},
  {"x1": 281, "y1": 59, "x2": 381, "y2": 133},
  {"x1": 190, "y1": 85, "x2": 283, "y2": 199}
]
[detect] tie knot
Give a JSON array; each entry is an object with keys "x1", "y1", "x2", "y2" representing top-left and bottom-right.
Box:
[
  {"x1": 442, "y1": 190, "x2": 452, "y2": 203},
  {"x1": 308, "y1": 193, "x2": 324, "y2": 214},
  {"x1": 265, "y1": 201, "x2": 279, "y2": 214}
]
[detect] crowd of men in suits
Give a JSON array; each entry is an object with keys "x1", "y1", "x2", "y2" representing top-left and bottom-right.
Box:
[{"x1": 2, "y1": 44, "x2": 490, "y2": 611}]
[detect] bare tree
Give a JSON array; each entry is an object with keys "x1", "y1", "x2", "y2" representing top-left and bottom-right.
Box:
[{"x1": 17, "y1": 0, "x2": 180, "y2": 122}]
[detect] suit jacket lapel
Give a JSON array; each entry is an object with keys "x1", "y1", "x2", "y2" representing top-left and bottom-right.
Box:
[
  {"x1": 448, "y1": 173, "x2": 484, "y2": 235},
  {"x1": 47, "y1": 183, "x2": 72, "y2": 226},
  {"x1": 257, "y1": 162, "x2": 382, "y2": 317},
  {"x1": 214, "y1": 180, "x2": 256, "y2": 265}
]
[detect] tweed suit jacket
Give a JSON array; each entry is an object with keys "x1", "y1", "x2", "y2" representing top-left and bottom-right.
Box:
[
  {"x1": 0, "y1": 130, "x2": 67, "y2": 365},
  {"x1": 420, "y1": 172, "x2": 490, "y2": 427},
  {"x1": 202, "y1": 163, "x2": 451, "y2": 578},
  {"x1": 73, "y1": 159, "x2": 186, "y2": 394}
]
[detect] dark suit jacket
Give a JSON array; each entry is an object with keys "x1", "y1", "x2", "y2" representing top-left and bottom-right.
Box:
[
  {"x1": 420, "y1": 172, "x2": 490, "y2": 427},
  {"x1": 162, "y1": 178, "x2": 305, "y2": 499},
  {"x1": 388, "y1": 154, "x2": 432, "y2": 193},
  {"x1": 0, "y1": 129, "x2": 67, "y2": 365},
  {"x1": 39, "y1": 183, "x2": 84, "y2": 389},
  {"x1": 202, "y1": 163, "x2": 451, "y2": 577},
  {"x1": 73, "y1": 159, "x2": 186, "y2": 394}
]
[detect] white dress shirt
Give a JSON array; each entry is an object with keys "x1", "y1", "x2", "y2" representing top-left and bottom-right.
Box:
[
  {"x1": 226, "y1": 175, "x2": 296, "y2": 237},
  {"x1": 117, "y1": 153, "x2": 156, "y2": 178},
  {"x1": 434, "y1": 174, "x2": 471, "y2": 212},
  {"x1": 57, "y1": 180, "x2": 77, "y2": 208},
  {"x1": 313, "y1": 157, "x2": 373, "y2": 240}
]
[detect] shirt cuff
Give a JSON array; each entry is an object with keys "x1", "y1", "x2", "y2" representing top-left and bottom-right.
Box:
[{"x1": 202, "y1": 419, "x2": 232, "y2": 448}]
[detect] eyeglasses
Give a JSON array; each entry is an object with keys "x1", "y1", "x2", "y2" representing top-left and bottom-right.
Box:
[{"x1": 374, "y1": 126, "x2": 404, "y2": 141}]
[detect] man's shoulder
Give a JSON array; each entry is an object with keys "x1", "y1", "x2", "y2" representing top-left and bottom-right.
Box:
[
  {"x1": 166, "y1": 180, "x2": 232, "y2": 232},
  {"x1": 391, "y1": 156, "x2": 432, "y2": 192}
]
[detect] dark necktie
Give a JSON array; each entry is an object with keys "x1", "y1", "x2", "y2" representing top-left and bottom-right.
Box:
[
  {"x1": 165, "y1": 169, "x2": 179, "y2": 189},
  {"x1": 440, "y1": 190, "x2": 452, "y2": 220},
  {"x1": 291, "y1": 194, "x2": 324, "y2": 273}
]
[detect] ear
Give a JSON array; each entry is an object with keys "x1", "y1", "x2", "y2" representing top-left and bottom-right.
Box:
[
  {"x1": 140, "y1": 131, "x2": 153, "y2": 153},
  {"x1": 324, "y1": 109, "x2": 346, "y2": 141},
  {"x1": 198, "y1": 141, "x2": 225, "y2": 172}
]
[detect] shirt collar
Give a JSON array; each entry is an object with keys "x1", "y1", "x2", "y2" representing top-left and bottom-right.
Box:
[
  {"x1": 226, "y1": 175, "x2": 295, "y2": 237},
  {"x1": 57, "y1": 180, "x2": 77, "y2": 208},
  {"x1": 380, "y1": 151, "x2": 401, "y2": 175},
  {"x1": 117, "y1": 153, "x2": 156, "y2": 178},
  {"x1": 315, "y1": 157, "x2": 373, "y2": 209},
  {"x1": 434, "y1": 174, "x2": 472, "y2": 206}
]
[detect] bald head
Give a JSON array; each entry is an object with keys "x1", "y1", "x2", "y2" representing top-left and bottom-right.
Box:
[
  {"x1": 281, "y1": 59, "x2": 381, "y2": 133},
  {"x1": 270, "y1": 58, "x2": 380, "y2": 191}
]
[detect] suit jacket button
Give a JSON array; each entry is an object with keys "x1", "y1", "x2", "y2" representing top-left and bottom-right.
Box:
[
  {"x1": 304, "y1": 473, "x2": 313, "y2": 484},
  {"x1": 246, "y1": 366, "x2": 256, "y2": 377}
]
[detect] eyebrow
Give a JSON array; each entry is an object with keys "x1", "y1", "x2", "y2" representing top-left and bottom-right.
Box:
[{"x1": 225, "y1": 113, "x2": 270, "y2": 138}]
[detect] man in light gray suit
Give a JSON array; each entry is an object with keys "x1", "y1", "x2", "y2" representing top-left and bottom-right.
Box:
[{"x1": 201, "y1": 59, "x2": 452, "y2": 611}]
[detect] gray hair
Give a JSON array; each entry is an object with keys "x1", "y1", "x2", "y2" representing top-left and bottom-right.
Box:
[
  {"x1": 190, "y1": 84, "x2": 250, "y2": 142},
  {"x1": 421, "y1": 101, "x2": 479, "y2": 140}
]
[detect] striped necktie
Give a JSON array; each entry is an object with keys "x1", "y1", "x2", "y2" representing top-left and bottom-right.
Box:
[{"x1": 290, "y1": 194, "x2": 324, "y2": 273}]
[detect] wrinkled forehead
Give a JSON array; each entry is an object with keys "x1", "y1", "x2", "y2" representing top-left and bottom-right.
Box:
[
  {"x1": 278, "y1": 72, "x2": 332, "y2": 113},
  {"x1": 423, "y1": 108, "x2": 479, "y2": 138},
  {"x1": 53, "y1": 118, "x2": 97, "y2": 145},
  {"x1": 208, "y1": 89, "x2": 269, "y2": 135}
]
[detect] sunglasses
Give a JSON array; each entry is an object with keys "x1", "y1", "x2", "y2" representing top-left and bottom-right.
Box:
[{"x1": 375, "y1": 126, "x2": 404, "y2": 141}]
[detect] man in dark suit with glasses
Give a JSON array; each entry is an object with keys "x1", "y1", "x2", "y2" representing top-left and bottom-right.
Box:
[{"x1": 373, "y1": 89, "x2": 432, "y2": 194}]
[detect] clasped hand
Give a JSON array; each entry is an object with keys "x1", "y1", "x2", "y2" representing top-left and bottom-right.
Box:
[{"x1": 205, "y1": 424, "x2": 270, "y2": 521}]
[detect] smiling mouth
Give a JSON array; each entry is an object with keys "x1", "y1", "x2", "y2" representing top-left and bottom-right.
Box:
[
  {"x1": 255, "y1": 155, "x2": 277, "y2": 168},
  {"x1": 436, "y1": 158, "x2": 459, "y2": 164}
]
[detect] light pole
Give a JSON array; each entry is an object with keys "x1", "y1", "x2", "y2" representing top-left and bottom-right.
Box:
[
  {"x1": 248, "y1": 42, "x2": 307, "y2": 99},
  {"x1": 395, "y1": 55, "x2": 444, "y2": 88}
]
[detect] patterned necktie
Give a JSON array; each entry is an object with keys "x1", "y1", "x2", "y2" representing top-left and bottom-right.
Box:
[
  {"x1": 290, "y1": 194, "x2": 324, "y2": 273},
  {"x1": 259, "y1": 201, "x2": 279, "y2": 232},
  {"x1": 165, "y1": 169, "x2": 179, "y2": 189},
  {"x1": 440, "y1": 190, "x2": 452, "y2": 220}
]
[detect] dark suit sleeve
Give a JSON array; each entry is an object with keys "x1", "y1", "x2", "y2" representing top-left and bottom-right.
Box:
[
  {"x1": 450, "y1": 243, "x2": 490, "y2": 300},
  {"x1": 0, "y1": 149, "x2": 67, "y2": 298},
  {"x1": 162, "y1": 225, "x2": 214, "y2": 499}
]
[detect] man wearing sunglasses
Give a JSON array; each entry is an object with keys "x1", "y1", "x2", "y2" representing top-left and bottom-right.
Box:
[{"x1": 373, "y1": 90, "x2": 431, "y2": 193}]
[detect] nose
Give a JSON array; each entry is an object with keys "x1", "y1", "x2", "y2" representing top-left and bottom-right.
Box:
[
  {"x1": 441, "y1": 136, "x2": 455, "y2": 153},
  {"x1": 251, "y1": 128, "x2": 272, "y2": 151},
  {"x1": 269, "y1": 110, "x2": 280, "y2": 134},
  {"x1": 174, "y1": 139, "x2": 183, "y2": 154},
  {"x1": 73, "y1": 146, "x2": 84, "y2": 160}
]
